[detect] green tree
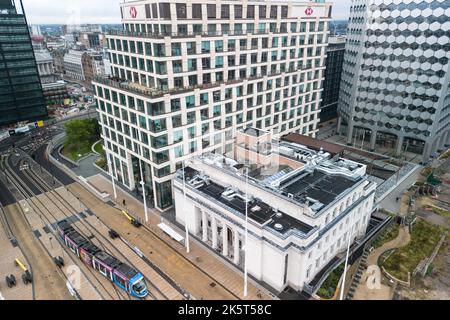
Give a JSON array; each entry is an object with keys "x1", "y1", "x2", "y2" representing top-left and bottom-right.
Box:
[{"x1": 64, "y1": 119, "x2": 100, "y2": 150}]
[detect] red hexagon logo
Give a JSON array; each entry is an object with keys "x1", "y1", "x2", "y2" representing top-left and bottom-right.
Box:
[
  {"x1": 130, "y1": 6, "x2": 138, "y2": 19},
  {"x1": 305, "y1": 7, "x2": 314, "y2": 16}
]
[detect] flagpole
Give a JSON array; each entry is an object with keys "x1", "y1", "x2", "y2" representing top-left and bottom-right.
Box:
[
  {"x1": 182, "y1": 160, "x2": 190, "y2": 254},
  {"x1": 138, "y1": 145, "x2": 148, "y2": 223},
  {"x1": 340, "y1": 218, "x2": 356, "y2": 300},
  {"x1": 244, "y1": 166, "x2": 249, "y2": 298},
  {"x1": 107, "y1": 154, "x2": 117, "y2": 201}
]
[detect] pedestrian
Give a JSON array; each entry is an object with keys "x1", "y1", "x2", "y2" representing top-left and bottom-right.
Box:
[{"x1": 123, "y1": 199, "x2": 126, "y2": 206}]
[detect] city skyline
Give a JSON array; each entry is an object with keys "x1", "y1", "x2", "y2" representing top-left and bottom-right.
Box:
[{"x1": 22, "y1": 0, "x2": 353, "y2": 25}]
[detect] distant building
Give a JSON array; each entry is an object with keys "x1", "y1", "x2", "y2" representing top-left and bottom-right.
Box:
[
  {"x1": 35, "y1": 50, "x2": 54, "y2": 80},
  {"x1": 63, "y1": 50, "x2": 85, "y2": 81},
  {"x1": 35, "y1": 50, "x2": 68, "y2": 105},
  {"x1": 29, "y1": 24, "x2": 41, "y2": 36},
  {"x1": 51, "y1": 48, "x2": 68, "y2": 75},
  {"x1": 320, "y1": 36, "x2": 346, "y2": 123},
  {"x1": 82, "y1": 51, "x2": 111, "y2": 89},
  {"x1": 0, "y1": 0, "x2": 47, "y2": 126},
  {"x1": 173, "y1": 128, "x2": 376, "y2": 293},
  {"x1": 78, "y1": 32, "x2": 106, "y2": 49}
]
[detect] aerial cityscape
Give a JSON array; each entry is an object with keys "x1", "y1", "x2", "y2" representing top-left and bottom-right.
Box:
[{"x1": 0, "y1": 0, "x2": 449, "y2": 307}]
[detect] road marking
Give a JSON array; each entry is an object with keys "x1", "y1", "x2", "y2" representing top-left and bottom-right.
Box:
[{"x1": 0, "y1": 291, "x2": 5, "y2": 300}]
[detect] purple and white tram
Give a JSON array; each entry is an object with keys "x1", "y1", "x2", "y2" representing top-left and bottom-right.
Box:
[{"x1": 56, "y1": 220, "x2": 148, "y2": 298}]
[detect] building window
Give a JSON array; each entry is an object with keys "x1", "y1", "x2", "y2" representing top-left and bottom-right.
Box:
[
  {"x1": 270, "y1": 6, "x2": 277, "y2": 18},
  {"x1": 171, "y1": 43, "x2": 181, "y2": 56},
  {"x1": 281, "y1": 6, "x2": 288, "y2": 18},
  {"x1": 159, "y1": 3, "x2": 171, "y2": 19},
  {"x1": 234, "y1": 5, "x2": 243, "y2": 19},
  {"x1": 259, "y1": 5, "x2": 267, "y2": 19},
  {"x1": 221, "y1": 4, "x2": 230, "y2": 18},
  {"x1": 247, "y1": 5, "x2": 255, "y2": 18},
  {"x1": 192, "y1": 4, "x2": 202, "y2": 19},
  {"x1": 176, "y1": 3, "x2": 187, "y2": 19},
  {"x1": 207, "y1": 4, "x2": 216, "y2": 19}
]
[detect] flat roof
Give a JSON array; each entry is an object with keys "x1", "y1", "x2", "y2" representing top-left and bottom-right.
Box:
[
  {"x1": 282, "y1": 133, "x2": 345, "y2": 156},
  {"x1": 281, "y1": 169, "x2": 360, "y2": 209},
  {"x1": 191, "y1": 174, "x2": 314, "y2": 235},
  {"x1": 242, "y1": 127, "x2": 268, "y2": 137}
]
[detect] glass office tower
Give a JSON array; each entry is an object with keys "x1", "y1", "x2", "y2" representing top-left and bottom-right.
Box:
[{"x1": 0, "y1": 0, "x2": 47, "y2": 127}]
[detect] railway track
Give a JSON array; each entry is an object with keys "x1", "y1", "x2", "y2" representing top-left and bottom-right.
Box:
[
  {"x1": 3, "y1": 154, "x2": 124, "y2": 301},
  {"x1": 21, "y1": 161, "x2": 167, "y2": 301},
  {"x1": 126, "y1": 210, "x2": 242, "y2": 300},
  {"x1": 20, "y1": 143, "x2": 243, "y2": 300}
]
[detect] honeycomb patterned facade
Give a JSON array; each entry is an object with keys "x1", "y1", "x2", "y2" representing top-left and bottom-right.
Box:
[{"x1": 338, "y1": 0, "x2": 450, "y2": 160}]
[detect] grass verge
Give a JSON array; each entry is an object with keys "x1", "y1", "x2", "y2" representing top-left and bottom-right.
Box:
[
  {"x1": 381, "y1": 219, "x2": 443, "y2": 282},
  {"x1": 317, "y1": 263, "x2": 345, "y2": 299}
]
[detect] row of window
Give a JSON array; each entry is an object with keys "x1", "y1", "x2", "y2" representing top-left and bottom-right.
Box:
[
  {"x1": 109, "y1": 33, "x2": 327, "y2": 57},
  {"x1": 123, "y1": 20, "x2": 327, "y2": 36},
  {"x1": 139, "y1": 2, "x2": 289, "y2": 20}
]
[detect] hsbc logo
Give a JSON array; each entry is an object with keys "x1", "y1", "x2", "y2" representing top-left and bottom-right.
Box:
[
  {"x1": 305, "y1": 7, "x2": 314, "y2": 16},
  {"x1": 130, "y1": 6, "x2": 138, "y2": 18}
]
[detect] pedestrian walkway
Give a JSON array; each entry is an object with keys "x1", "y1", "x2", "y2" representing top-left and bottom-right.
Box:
[
  {"x1": 353, "y1": 226, "x2": 411, "y2": 300},
  {"x1": 86, "y1": 174, "x2": 274, "y2": 300}
]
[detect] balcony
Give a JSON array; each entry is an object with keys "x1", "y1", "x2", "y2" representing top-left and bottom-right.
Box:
[
  {"x1": 108, "y1": 28, "x2": 316, "y2": 40},
  {"x1": 93, "y1": 64, "x2": 308, "y2": 101}
]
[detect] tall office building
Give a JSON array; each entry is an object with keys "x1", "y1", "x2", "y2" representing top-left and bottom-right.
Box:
[
  {"x1": 338, "y1": 0, "x2": 450, "y2": 162},
  {"x1": 320, "y1": 36, "x2": 345, "y2": 122},
  {"x1": 94, "y1": 0, "x2": 333, "y2": 211},
  {"x1": 0, "y1": 0, "x2": 47, "y2": 127}
]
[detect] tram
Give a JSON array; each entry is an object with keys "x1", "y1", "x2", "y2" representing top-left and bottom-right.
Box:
[{"x1": 56, "y1": 220, "x2": 148, "y2": 298}]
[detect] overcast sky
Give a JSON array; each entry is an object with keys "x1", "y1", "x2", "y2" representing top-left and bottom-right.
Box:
[{"x1": 22, "y1": 0, "x2": 352, "y2": 25}]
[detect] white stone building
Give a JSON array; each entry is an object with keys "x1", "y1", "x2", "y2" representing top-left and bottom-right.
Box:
[
  {"x1": 63, "y1": 50, "x2": 85, "y2": 81},
  {"x1": 93, "y1": 0, "x2": 333, "y2": 211},
  {"x1": 34, "y1": 50, "x2": 54, "y2": 79},
  {"x1": 173, "y1": 128, "x2": 376, "y2": 292}
]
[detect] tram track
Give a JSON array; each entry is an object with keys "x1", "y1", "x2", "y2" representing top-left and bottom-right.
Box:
[
  {"x1": 3, "y1": 154, "x2": 121, "y2": 301},
  {"x1": 22, "y1": 161, "x2": 164, "y2": 301},
  {"x1": 24, "y1": 142, "x2": 242, "y2": 300}
]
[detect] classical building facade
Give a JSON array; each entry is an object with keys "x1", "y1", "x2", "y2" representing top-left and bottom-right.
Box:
[
  {"x1": 173, "y1": 128, "x2": 376, "y2": 292},
  {"x1": 94, "y1": 0, "x2": 333, "y2": 211},
  {"x1": 338, "y1": 0, "x2": 450, "y2": 162}
]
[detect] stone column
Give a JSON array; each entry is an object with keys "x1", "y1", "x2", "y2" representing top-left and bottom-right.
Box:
[
  {"x1": 422, "y1": 142, "x2": 432, "y2": 165},
  {"x1": 336, "y1": 117, "x2": 342, "y2": 136},
  {"x1": 233, "y1": 229, "x2": 240, "y2": 265},
  {"x1": 445, "y1": 130, "x2": 450, "y2": 147},
  {"x1": 202, "y1": 211, "x2": 208, "y2": 242},
  {"x1": 212, "y1": 217, "x2": 218, "y2": 250},
  {"x1": 438, "y1": 134, "x2": 446, "y2": 151},
  {"x1": 369, "y1": 129, "x2": 377, "y2": 152},
  {"x1": 222, "y1": 223, "x2": 229, "y2": 258},
  {"x1": 346, "y1": 124, "x2": 354, "y2": 145},
  {"x1": 396, "y1": 136, "x2": 404, "y2": 156}
]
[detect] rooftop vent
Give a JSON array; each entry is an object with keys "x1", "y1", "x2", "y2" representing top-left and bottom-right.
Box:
[
  {"x1": 276, "y1": 212, "x2": 283, "y2": 218},
  {"x1": 274, "y1": 223, "x2": 284, "y2": 231},
  {"x1": 222, "y1": 189, "x2": 237, "y2": 201},
  {"x1": 251, "y1": 206, "x2": 261, "y2": 213}
]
